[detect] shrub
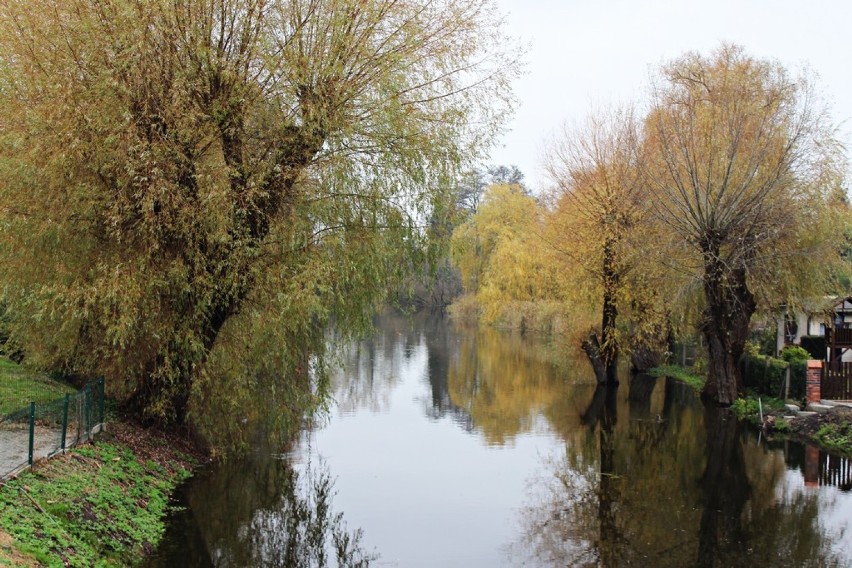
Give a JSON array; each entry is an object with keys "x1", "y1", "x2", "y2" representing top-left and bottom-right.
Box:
[
  {"x1": 780, "y1": 345, "x2": 810, "y2": 364},
  {"x1": 740, "y1": 353, "x2": 802, "y2": 399},
  {"x1": 447, "y1": 294, "x2": 480, "y2": 325}
]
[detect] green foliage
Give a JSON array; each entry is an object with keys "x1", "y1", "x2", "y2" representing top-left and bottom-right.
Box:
[
  {"x1": 780, "y1": 345, "x2": 811, "y2": 364},
  {"x1": 813, "y1": 422, "x2": 852, "y2": 456},
  {"x1": 0, "y1": 440, "x2": 191, "y2": 566},
  {"x1": 747, "y1": 327, "x2": 777, "y2": 356},
  {"x1": 692, "y1": 357, "x2": 708, "y2": 377},
  {"x1": 743, "y1": 340, "x2": 761, "y2": 357},
  {"x1": 731, "y1": 394, "x2": 785, "y2": 425},
  {"x1": 773, "y1": 417, "x2": 791, "y2": 433},
  {"x1": 0, "y1": 0, "x2": 519, "y2": 444},
  {"x1": 740, "y1": 353, "x2": 805, "y2": 400},
  {"x1": 647, "y1": 365, "x2": 705, "y2": 391}
]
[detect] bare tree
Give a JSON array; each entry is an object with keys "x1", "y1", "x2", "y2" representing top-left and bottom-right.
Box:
[
  {"x1": 645, "y1": 44, "x2": 846, "y2": 404},
  {"x1": 545, "y1": 108, "x2": 648, "y2": 385}
]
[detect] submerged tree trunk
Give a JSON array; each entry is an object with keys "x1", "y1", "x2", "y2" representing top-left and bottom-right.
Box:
[
  {"x1": 582, "y1": 334, "x2": 617, "y2": 386},
  {"x1": 583, "y1": 238, "x2": 620, "y2": 386},
  {"x1": 699, "y1": 246, "x2": 756, "y2": 405}
]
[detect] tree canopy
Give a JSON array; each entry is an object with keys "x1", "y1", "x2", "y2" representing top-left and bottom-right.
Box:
[
  {"x1": 448, "y1": 44, "x2": 849, "y2": 404},
  {"x1": 645, "y1": 44, "x2": 848, "y2": 403},
  {"x1": 0, "y1": 0, "x2": 519, "y2": 442}
]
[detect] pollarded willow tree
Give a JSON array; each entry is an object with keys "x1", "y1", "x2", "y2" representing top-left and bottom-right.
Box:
[
  {"x1": 0, "y1": 0, "x2": 519, "y2": 436},
  {"x1": 545, "y1": 109, "x2": 659, "y2": 384},
  {"x1": 645, "y1": 44, "x2": 848, "y2": 404}
]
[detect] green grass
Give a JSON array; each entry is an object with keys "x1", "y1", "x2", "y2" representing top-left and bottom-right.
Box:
[
  {"x1": 731, "y1": 393, "x2": 785, "y2": 426},
  {"x1": 814, "y1": 421, "x2": 852, "y2": 457},
  {"x1": 0, "y1": 358, "x2": 76, "y2": 415},
  {"x1": 0, "y1": 434, "x2": 193, "y2": 567},
  {"x1": 647, "y1": 364, "x2": 706, "y2": 391}
]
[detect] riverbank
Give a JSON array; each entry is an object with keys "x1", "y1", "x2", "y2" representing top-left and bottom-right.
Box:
[
  {"x1": 652, "y1": 364, "x2": 852, "y2": 457},
  {"x1": 0, "y1": 421, "x2": 204, "y2": 567}
]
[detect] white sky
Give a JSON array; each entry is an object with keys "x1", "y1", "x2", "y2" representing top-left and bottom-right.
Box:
[{"x1": 490, "y1": 0, "x2": 852, "y2": 193}]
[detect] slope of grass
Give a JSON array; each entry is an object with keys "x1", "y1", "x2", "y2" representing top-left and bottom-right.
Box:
[
  {"x1": 0, "y1": 358, "x2": 76, "y2": 415},
  {"x1": 0, "y1": 424, "x2": 197, "y2": 567}
]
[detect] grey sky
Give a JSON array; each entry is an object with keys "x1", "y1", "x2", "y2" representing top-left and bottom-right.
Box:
[{"x1": 490, "y1": 0, "x2": 852, "y2": 192}]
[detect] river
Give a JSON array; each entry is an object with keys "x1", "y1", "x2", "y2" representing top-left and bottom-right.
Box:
[{"x1": 146, "y1": 312, "x2": 852, "y2": 567}]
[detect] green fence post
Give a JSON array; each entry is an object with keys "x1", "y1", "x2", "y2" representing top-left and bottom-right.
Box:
[
  {"x1": 83, "y1": 385, "x2": 91, "y2": 441},
  {"x1": 98, "y1": 377, "x2": 105, "y2": 426},
  {"x1": 28, "y1": 402, "x2": 35, "y2": 466},
  {"x1": 61, "y1": 394, "x2": 70, "y2": 450}
]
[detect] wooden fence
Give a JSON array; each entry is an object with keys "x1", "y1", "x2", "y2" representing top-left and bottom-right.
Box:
[{"x1": 821, "y1": 362, "x2": 852, "y2": 401}]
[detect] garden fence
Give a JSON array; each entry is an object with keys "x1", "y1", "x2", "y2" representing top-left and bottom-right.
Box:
[{"x1": 0, "y1": 378, "x2": 104, "y2": 480}]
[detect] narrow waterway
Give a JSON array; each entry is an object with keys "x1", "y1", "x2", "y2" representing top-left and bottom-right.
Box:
[{"x1": 147, "y1": 312, "x2": 852, "y2": 567}]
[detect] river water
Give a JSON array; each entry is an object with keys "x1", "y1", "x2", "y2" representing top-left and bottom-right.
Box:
[{"x1": 147, "y1": 313, "x2": 852, "y2": 567}]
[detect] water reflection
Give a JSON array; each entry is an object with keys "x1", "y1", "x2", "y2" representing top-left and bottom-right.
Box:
[
  {"x1": 151, "y1": 314, "x2": 852, "y2": 567},
  {"x1": 519, "y1": 378, "x2": 847, "y2": 567},
  {"x1": 145, "y1": 452, "x2": 376, "y2": 567},
  {"x1": 331, "y1": 311, "x2": 587, "y2": 444}
]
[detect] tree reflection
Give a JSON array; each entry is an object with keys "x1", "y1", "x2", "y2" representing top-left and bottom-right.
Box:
[
  {"x1": 517, "y1": 381, "x2": 844, "y2": 567},
  {"x1": 445, "y1": 326, "x2": 586, "y2": 444},
  {"x1": 330, "y1": 313, "x2": 420, "y2": 414},
  {"x1": 146, "y1": 453, "x2": 376, "y2": 567},
  {"x1": 696, "y1": 406, "x2": 750, "y2": 567}
]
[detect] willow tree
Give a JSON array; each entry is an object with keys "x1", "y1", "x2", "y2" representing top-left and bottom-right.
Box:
[
  {"x1": 544, "y1": 109, "x2": 652, "y2": 384},
  {"x1": 0, "y1": 0, "x2": 518, "y2": 434},
  {"x1": 451, "y1": 182, "x2": 562, "y2": 325},
  {"x1": 645, "y1": 45, "x2": 847, "y2": 404}
]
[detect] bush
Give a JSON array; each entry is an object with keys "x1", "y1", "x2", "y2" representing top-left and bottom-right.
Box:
[
  {"x1": 447, "y1": 294, "x2": 480, "y2": 324},
  {"x1": 780, "y1": 345, "x2": 810, "y2": 364},
  {"x1": 740, "y1": 353, "x2": 804, "y2": 400}
]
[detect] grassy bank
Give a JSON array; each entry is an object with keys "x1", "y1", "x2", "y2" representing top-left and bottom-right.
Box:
[
  {"x1": 0, "y1": 423, "x2": 198, "y2": 567},
  {"x1": 0, "y1": 357, "x2": 203, "y2": 566},
  {"x1": 647, "y1": 364, "x2": 705, "y2": 391}
]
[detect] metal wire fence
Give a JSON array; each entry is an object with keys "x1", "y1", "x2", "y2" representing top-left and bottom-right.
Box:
[{"x1": 0, "y1": 378, "x2": 105, "y2": 480}]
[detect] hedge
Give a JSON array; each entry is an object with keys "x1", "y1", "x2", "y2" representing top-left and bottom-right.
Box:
[{"x1": 740, "y1": 353, "x2": 806, "y2": 401}]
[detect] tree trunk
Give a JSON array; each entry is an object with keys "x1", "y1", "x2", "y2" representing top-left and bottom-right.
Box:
[
  {"x1": 700, "y1": 247, "x2": 756, "y2": 405},
  {"x1": 601, "y1": 238, "x2": 619, "y2": 385},
  {"x1": 582, "y1": 333, "x2": 610, "y2": 385}
]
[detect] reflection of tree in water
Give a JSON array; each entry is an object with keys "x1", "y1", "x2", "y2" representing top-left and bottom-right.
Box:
[
  {"x1": 697, "y1": 406, "x2": 750, "y2": 567},
  {"x1": 419, "y1": 311, "x2": 475, "y2": 430},
  {"x1": 330, "y1": 313, "x2": 422, "y2": 414},
  {"x1": 147, "y1": 453, "x2": 376, "y2": 567},
  {"x1": 517, "y1": 378, "x2": 844, "y2": 567},
  {"x1": 445, "y1": 326, "x2": 587, "y2": 445},
  {"x1": 331, "y1": 312, "x2": 592, "y2": 443}
]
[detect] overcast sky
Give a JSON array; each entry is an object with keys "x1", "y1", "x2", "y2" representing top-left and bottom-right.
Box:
[{"x1": 490, "y1": 0, "x2": 852, "y2": 192}]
